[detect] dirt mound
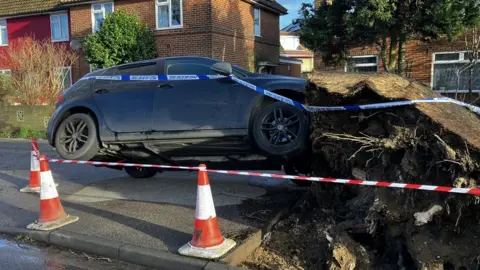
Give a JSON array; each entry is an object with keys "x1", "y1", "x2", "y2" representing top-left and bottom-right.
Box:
[
  {"x1": 245, "y1": 73, "x2": 480, "y2": 270},
  {"x1": 307, "y1": 72, "x2": 480, "y2": 149}
]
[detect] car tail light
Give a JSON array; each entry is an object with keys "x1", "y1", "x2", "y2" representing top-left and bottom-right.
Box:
[{"x1": 57, "y1": 95, "x2": 64, "y2": 104}]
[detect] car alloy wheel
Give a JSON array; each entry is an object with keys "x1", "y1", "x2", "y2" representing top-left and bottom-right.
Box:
[
  {"x1": 260, "y1": 107, "x2": 301, "y2": 147},
  {"x1": 58, "y1": 118, "x2": 90, "y2": 154}
]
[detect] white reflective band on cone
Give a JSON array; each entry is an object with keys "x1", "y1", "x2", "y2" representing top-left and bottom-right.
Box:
[
  {"x1": 195, "y1": 185, "x2": 216, "y2": 220},
  {"x1": 40, "y1": 171, "x2": 59, "y2": 200},
  {"x1": 31, "y1": 151, "x2": 40, "y2": 171}
]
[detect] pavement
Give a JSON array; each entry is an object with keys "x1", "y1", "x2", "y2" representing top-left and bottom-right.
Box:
[
  {"x1": 0, "y1": 234, "x2": 149, "y2": 270},
  {"x1": 0, "y1": 139, "x2": 302, "y2": 266}
]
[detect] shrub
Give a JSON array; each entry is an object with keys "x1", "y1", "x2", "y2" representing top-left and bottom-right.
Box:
[
  {"x1": 0, "y1": 74, "x2": 13, "y2": 103},
  {"x1": 84, "y1": 10, "x2": 157, "y2": 69},
  {"x1": 0, "y1": 37, "x2": 78, "y2": 105}
]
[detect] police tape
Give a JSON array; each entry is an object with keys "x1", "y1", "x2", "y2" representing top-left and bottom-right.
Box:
[
  {"x1": 45, "y1": 157, "x2": 480, "y2": 196},
  {"x1": 80, "y1": 74, "x2": 480, "y2": 115}
]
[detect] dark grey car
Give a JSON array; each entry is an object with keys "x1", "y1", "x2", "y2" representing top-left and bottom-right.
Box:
[{"x1": 47, "y1": 56, "x2": 310, "y2": 180}]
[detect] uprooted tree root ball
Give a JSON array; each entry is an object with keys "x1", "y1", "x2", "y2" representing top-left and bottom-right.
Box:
[{"x1": 244, "y1": 73, "x2": 480, "y2": 270}]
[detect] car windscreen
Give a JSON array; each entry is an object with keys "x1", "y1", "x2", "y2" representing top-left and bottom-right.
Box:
[{"x1": 232, "y1": 65, "x2": 251, "y2": 77}]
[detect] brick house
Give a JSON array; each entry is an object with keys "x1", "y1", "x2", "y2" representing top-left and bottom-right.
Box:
[
  {"x1": 0, "y1": 1, "x2": 73, "y2": 89},
  {"x1": 313, "y1": 0, "x2": 480, "y2": 95},
  {"x1": 280, "y1": 23, "x2": 314, "y2": 73},
  {"x1": 0, "y1": 0, "x2": 287, "y2": 86},
  {"x1": 61, "y1": 0, "x2": 287, "y2": 81}
]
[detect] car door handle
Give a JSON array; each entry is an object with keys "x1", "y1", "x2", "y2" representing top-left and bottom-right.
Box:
[
  {"x1": 95, "y1": 89, "x2": 109, "y2": 94},
  {"x1": 158, "y1": 83, "x2": 173, "y2": 89}
]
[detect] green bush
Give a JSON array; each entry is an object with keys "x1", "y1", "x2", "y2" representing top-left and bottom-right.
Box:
[
  {"x1": 0, "y1": 74, "x2": 14, "y2": 103},
  {"x1": 0, "y1": 127, "x2": 46, "y2": 139},
  {"x1": 84, "y1": 10, "x2": 157, "y2": 69}
]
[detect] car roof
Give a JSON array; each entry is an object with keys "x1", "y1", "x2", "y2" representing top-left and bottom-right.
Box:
[{"x1": 115, "y1": 56, "x2": 221, "y2": 68}]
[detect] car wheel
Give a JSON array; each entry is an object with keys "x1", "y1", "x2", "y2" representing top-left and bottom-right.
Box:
[
  {"x1": 124, "y1": 166, "x2": 157, "y2": 178},
  {"x1": 251, "y1": 101, "x2": 309, "y2": 158},
  {"x1": 54, "y1": 113, "x2": 100, "y2": 161}
]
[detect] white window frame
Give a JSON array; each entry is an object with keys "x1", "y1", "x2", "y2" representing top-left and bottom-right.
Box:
[
  {"x1": 0, "y1": 20, "x2": 7, "y2": 46},
  {"x1": 0, "y1": 69, "x2": 11, "y2": 75},
  {"x1": 56, "y1": 66, "x2": 73, "y2": 92},
  {"x1": 91, "y1": 2, "x2": 114, "y2": 33},
  {"x1": 344, "y1": 55, "x2": 378, "y2": 72},
  {"x1": 254, "y1": 8, "x2": 261, "y2": 37},
  {"x1": 155, "y1": 0, "x2": 184, "y2": 30},
  {"x1": 50, "y1": 13, "x2": 70, "y2": 42},
  {"x1": 431, "y1": 51, "x2": 480, "y2": 93}
]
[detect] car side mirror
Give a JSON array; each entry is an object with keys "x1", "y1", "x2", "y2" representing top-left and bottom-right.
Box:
[{"x1": 211, "y1": 62, "x2": 232, "y2": 76}]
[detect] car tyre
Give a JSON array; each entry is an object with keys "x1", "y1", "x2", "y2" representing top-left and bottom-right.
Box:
[
  {"x1": 54, "y1": 113, "x2": 100, "y2": 161},
  {"x1": 251, "y1": 101, "x2": 309, "y2": 158},
  {"x1": 124, "y1": 166, "x2": 157, "y2": 178}
]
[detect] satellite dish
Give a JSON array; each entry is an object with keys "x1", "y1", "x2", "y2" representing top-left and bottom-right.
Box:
[{"x1": 70, "y1": 39, "x2": 82, "y2": 51}]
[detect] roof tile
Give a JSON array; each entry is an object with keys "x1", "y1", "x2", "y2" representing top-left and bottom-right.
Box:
[{"x1": 0, "y1": 0, "x2": 64, "y2": 17}]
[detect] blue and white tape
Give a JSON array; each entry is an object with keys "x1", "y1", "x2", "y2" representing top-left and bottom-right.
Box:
[{"x1": 80, "y1": 74, "x2": 480, "y2": 115}]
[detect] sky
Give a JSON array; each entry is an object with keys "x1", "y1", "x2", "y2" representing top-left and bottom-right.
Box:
[{"x1": 277, "y1": 0, "x2": 313, "y2": 29}]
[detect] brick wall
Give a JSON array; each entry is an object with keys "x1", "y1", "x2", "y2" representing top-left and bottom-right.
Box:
[
  {"x1": 335, "y1": 38, "x2": 470, "y2": 85},
  {"x1": 211, "y1": 0, "x2": 280, "y2": 70},
  {"x1": 276, "y1": 63, "x2": 301, "y2": 77},
  {"x1": 312, "y1": 0, "x2": 475, "y2": 86},
  {"x1": 69, "y1": 0, "x2": 282, "y2": 81}
]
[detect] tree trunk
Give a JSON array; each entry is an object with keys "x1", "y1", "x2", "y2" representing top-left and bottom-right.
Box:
[
  {"x1": 397, "y1": 34, "x2": 406, "y2": 75},
  {"x1": 380, "y1": 37, "x2": 389, "y2": 73},
  {"x1": 469, "y1": 64, "x2": 474, "y2": 101},
  {"x1": 388, "y1": 34, "x2": 398, "y2": 71}
]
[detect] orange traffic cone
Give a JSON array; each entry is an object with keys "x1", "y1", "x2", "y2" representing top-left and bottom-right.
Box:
[
  {"x1": 20, "y1": 139, "x2": 41, "y2": 193},
  {"x1": 178, "y1": 164, "x2": 236, "y2": 259},
  {"x1": 27, "y1": 155, "x2": 78, "y2": 231}
]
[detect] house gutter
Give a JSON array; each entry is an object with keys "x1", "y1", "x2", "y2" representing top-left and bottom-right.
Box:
[
  {"x1": 240, "y1": 0, "x2": 288, "y2": 15},
  {"x1": 59, "y1": 0, "x2": 108, "y2": 7},
  {"x1": 0, "y1": 8, "x2": 68, "y2": 20}
]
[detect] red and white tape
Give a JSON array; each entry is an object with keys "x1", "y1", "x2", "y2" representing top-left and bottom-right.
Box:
[{"x1": 44, "y1": 158, "x2": 480, "y2": 196}]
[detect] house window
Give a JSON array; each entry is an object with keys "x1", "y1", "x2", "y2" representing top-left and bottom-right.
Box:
[
  {"x1": 92, "y1": 2, "x2": 114, "y2": 33},
  {"x1": 0, "y1": 69, "x2": 11, "y2": 75},
  {"x1": 0, "y1": 21, "x2": 7, "y2": 46},
  {"x1": 254, "y1": 8, "x2": 261, "y2": 37},
  {"x1": 432, "y1": 51, "x2": 480, "y2": 93},
  {"x1": 156, "y1": 0, "x2": 183, "y2": 29},
  {"x1": 346, "y1": 55, "x2": 378, "y2": 72},
  {"x1": 56, "y1": 67, "x2": 72, "y2": 91},
  {"x1": 51, "y1": 13, "x2": 69, "y2": 42}
]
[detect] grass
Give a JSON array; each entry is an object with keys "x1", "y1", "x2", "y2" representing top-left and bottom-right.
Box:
[
  {"x1": 14, "y1": 235, "x2": 37, "y2": 243},
  {"x1": 0, "y1": 127, "x2": 46, "y2": 139}
]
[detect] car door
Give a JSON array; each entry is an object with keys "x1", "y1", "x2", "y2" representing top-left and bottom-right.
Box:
[
  {"x1": 151, "y1": 58, "x2": 240, "y2": 133},
  {"x1": 93, "y1": 61, "x2": 158, "y2": 134}
]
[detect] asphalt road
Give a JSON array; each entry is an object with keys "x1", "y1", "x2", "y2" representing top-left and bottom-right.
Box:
[
  {"x1": 0, "y1": 234, "x2": 149, "y2": 269},
  {"x1": 0, "y1": 139, "x2": 300, "y2": 253}
]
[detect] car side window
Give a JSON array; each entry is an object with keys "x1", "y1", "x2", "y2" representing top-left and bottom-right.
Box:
[
  {"x1": 117, "y1": 62, "x2": 158, "y2": 76},
  {"x1": 166, "y1": 59, "x2": 217, "y2": 75},
  {"x1": 92, "y1": 67, "x2": 117, "y2": 89}
]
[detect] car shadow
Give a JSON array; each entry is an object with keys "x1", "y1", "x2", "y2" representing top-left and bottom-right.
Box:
[
  {"x1": 0, "y1": 171, "x2": 26, "y2": 188},
  {"x1": 0, "y1": 200, "x2": 37, "y2": 227},
  {"x1": 62, "y1": 200, "x2": 192, "y2": 252}
]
